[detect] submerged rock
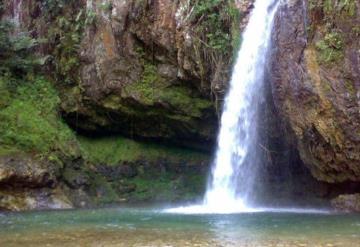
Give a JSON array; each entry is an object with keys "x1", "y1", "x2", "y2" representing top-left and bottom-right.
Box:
[{"x1": 331, "y1": 194, "x2": 360, "y2": 213}]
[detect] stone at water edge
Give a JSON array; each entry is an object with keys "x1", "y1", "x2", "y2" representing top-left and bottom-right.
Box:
[{"x1": 331, "y1": 194, "x2": 360, "y2": 213}]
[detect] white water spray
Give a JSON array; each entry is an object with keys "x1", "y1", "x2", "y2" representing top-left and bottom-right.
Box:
[{"x1": 166, "y1": 0, "x2": 279, "y2": 214}]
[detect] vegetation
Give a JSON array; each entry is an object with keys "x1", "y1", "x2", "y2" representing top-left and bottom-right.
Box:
[
  {"x1": 42, "y1": 1, "x2": 87, "y2": 85},
  {"x1": 0, "y1": 21, "x2": 41, "y2": 82},
  {"x1": 0, "y1": 77, "x2": 77, "y2": 156},
  {"x1": 178, "y1": 0, "x2": 241, "y2": 98},
  {"x1": 315, "y1": 32, "x2": 344, "y2": 64},
  {"x1": 122, "y1": 47, "x2": 213, "y2": 116},
  {"x1": 308, "y1": 0, "x2": 357, "y2": 65},
  {"x1": 309, "y1": 0, "x2": 357, "y2": 18},
  {"x1": 124, "y1": 173, "x2": 206, "y2": 202},
  {"x1": 191, "y1": 0, "x2": 238, "y2": 52},
  {"x1": 78, "y1": 136, "x2": 208, "y2": 166},
  {"x1": 0, "y1": 1, "x2": 213, "y2": 206},
  {"x1": 0, "y1": 20, "x2": 77, "y2": 159}
]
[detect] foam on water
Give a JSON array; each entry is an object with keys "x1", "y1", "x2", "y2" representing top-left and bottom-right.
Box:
[{"x1": 164, "y1": 205, "x2": 330, "y2": 215}]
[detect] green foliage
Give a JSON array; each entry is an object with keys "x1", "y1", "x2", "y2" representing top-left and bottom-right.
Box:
[
  {"x1": 229, "y1": 3, "x2": 241, "y2": 60},
  {"x1": 0, "y1": 19, "x2": 78, "y2": 159},
  {"x1": 98, "y1": 2, "x2": 112, "y2": 12},
  {"x1": 42, "y1": 1, "x2": 86, "y2": 85},
  {"x1": 78, "y1": 136, "x2": 208, "y2": 166},
  {"x1": 0, "y1": 21, "x2": 41, "y2": 81},
  {"x1": 316, "y1": 32, "x2": 344, "y2": 64},
  {"x1": 323, "y1": 0, "x2": 357, "y2": 17},
  {"x1": 50, "y1": 15, "x2": 83, "y2": 85},
  {"x1": 0, "y1": 77, "x2": 77, "y2": 156},
  {"x1": 309, "y1": 0, "x2": 357, "y2": 20},
  {"x1": 191, "y1": 0, "x2": 234, "y2": 52},
  {"x1": 352, "y1": 26, "x2": 360, "y2": 36}
]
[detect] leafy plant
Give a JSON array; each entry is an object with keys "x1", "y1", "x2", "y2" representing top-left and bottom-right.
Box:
[
  {"x1": 41, "y1": 1, "x2": 86, "y2": 85},
  {"x1": 0, "y1": 21, "x2": 42, "y2": 81},
  {"x1": 316, "y1": 32, "x2": 344, "y2": 64}
]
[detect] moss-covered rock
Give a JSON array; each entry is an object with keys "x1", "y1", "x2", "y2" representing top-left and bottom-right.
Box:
[
  {"x1": 78, "y1": 135, "x2": 210, "y2": 204},
  {"x1": 5, "y1": 0, "x2": 249, "y2": 150}
]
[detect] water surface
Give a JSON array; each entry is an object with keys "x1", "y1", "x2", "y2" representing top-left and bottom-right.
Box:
[{"x1": 0, "y1": 207, "x2": 359, "y2": 246}]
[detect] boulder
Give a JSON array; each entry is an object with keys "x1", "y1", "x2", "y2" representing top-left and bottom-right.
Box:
[
  {"x1": 0, "y1": 156, "x2": 57, "y2": 188},
  {"x1": 331, "y1": 194, "x2": 360, "y2": 213}
]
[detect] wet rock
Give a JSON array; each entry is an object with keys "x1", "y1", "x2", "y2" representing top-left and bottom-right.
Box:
[
  {"x1": 0, "y1": 155, "x2": 57, "y2": 188},
  {"x1": 331, "y1": 194, "x2": 360, "y2": 213},
  {"x1": 116, "y1": 182, "x2": 137, "y2": 194},
  {"x1": 95, "y1": 163, "x2": 138, "y2": 181},
  {"x1": 270, "y1": 0, "x2": 360, "y2": 183},
  {"x1": 62, "y1": 168, "x2": 90, "y2": 189},
  {"x1": 4, "y1": 0, "x2": 254, "y2": 150},
  {"x1": 0, "y1": 188, "x2": 73, "y2": 212},
  {"x1": 118, "y1": 164, "x2": 138, "y2": 178}
]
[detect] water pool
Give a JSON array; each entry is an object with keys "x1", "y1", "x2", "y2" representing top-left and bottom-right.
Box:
[{"x1": 0, "y1": 207, "x2": 359, "y2": 246}]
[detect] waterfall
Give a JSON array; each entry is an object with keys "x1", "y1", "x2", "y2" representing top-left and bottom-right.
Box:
[
  {"x1": 166, "y1": 0, "x2": 279, "y2": 214},
  {"x1": 203, "y1": 0, "x2": 279, "y2": 213}
]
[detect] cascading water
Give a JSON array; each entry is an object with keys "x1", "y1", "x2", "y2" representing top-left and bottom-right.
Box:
[
  {"x1": 203, "y1": 0, "x2": 279, "y2": 213},
  {"x1": 166, "y1": 0, "x2": 279, "y2": 214}
]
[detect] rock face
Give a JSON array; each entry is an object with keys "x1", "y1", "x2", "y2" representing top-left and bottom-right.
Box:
[
  {"x1": 331, "y1": 194, "x2": 360, "y2": 212},
  {"x1": 0, "y1": 155, "x2": 73, "y2": 211},
  {"x1": 271, "y1": 0, "x2": 360, "y2": 183},
  {"x1": 50, "y1": 0, "x2": 244, "y2": 149},
  {"x1": 0, "y1": 156, "x2": 56, "y2": 187}
]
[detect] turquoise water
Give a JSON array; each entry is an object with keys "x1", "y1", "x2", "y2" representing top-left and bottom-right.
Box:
[{"x1": 0, "y1": 207, "x2": 359, "y2": 246}]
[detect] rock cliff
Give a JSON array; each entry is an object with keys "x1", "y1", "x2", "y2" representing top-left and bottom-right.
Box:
[
  {"x1": 271, "y1": 0, "x2": 360, "y2": 183},
  {"x1": 3, "y1": 0, "x2": 246, "y2": 150}
]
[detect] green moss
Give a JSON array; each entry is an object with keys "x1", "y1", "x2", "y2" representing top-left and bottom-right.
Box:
[
  {"x1": 123, "y1": 48, "x2": 213, "y2": 117},
  {"x1": 158, "y1": 86, "x2": 213, "y2": 117},
  {"x1": 344, "y1": 80, "x2": 355, "y2": 95},
  {"x1": 310, "y1": 0, "x2": 357, "y2": 19},
  {"x1": 78, "y1": 135, "x2": 209, "y2": 165},
  {"x1": 0, "y1": 146, "x2": 21, "y2": 157},
  {"x1": 123, "y1": 60, "x2": 163, "y2": 105},
  {"x1": 124, "y1": 172, "x2": 206, "y2": 202},
  {"x1": 0, "y1": 77, "x2": 78, "y2": 157},
  {"x1": 352, "y1": 26, "x2": 360, "y2": 36},
  {"x1": 87, "y1": 173, "x2": 120, "y2": 204},
  {"x1": 323, "y1": 0, "x2": 357, "y2": 18},
  {"x1": 315, "y1": 32, "x2": 344, "y2": 64}
]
